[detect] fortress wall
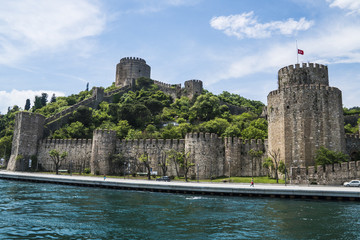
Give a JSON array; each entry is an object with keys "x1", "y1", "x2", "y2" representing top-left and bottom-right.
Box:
[
  {"x1": 185, "y1": 133, "x2": 225, "y2": 179},
  {"x1": 153, "y1": 80, "x2": 181, "y2": 99},
  {"x1": 291, "y1": 161, "x2": 360, "y2": 185},
  {"x1": 117, "y1": 138, "x2": 185, "y2": 177},
  {"x1": 345, "y1": 134, "x2": 360, "y2": 160},
  {"x1": 37, "y1": 138, "x2": 92, "y2": 173},
  {"x1": 224, "y1": 138, "x2": 267, "y2": 177}
]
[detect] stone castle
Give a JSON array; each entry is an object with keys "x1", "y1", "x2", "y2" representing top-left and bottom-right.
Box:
[{"x1": 6, "y1": 57, "x2": 360, "y2": 184}]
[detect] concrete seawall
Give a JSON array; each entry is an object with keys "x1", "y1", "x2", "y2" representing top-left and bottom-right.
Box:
[{"x1": 1, "y1": 171, "x2": 360, "y2": 201}]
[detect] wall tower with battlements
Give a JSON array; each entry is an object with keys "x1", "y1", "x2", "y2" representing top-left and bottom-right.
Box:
[
  {"x1": 7, "y1": 112, "x2": 45, "y2": 171},
  {"x1": 267, "y1": 63, "x2": 345, "y2": 169},
  {"x1": 115, "y1": 57, "x2": 151, "y2": 87},
  {"x1": 184, "y1": 80, "x2": 203, "y2": 99}
]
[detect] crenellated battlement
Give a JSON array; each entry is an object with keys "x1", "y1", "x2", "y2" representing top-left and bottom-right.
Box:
[
  {"x1": 185, "y1": 79, "x2": 202, "y2": 84},
  {"x1": 153, "y1": 80, "x2": 181, "y2": 89},
  {"x1": 278, "y1": 62, "x2": 327, "y2": 75},
  {"x1": 278, "y1": 62, "x2": 329, "y2": 88},
  {"x1": 185, "y1": 132, "x2": 221, "y2": 140},
  {"x1": 268, "y1": 84, "x2": 341, "y2": 98},
  {"x1": 291, "y1": 160, "x2": 360, "y2": 185},
  {"x1": 345, "y1": 134, "x2": 360, "y2": 139},
  {"x1": 41, "y1": 138, "x2": 92, "y2": 146},
  {"x1": 93, "y1": 129, "x2": 117, "y2": 139},
  {"x1": 120, "y1": 57, "x2": 146, "y2": 64}
]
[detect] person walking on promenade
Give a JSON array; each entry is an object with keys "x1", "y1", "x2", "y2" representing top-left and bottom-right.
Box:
[
  {"x1": 250, "y1": 178, "x2": 254, "y2": 187},
  {"x1": 104, "y1": 174, "x2": 106, "y2": 181}
]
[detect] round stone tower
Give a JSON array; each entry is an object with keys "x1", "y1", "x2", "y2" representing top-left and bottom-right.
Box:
[
  {"x1": 115, "y1": 57, "x2": 151, "y2": 88},
  {"x1": 90, "y1": 129, "x2": 117, "y2": 175},
  {"x1": 7, "y1": 112, "x2": 45, "y2": 171},
  {"x1": 267, "y1": 63, "x2": 345, "y2": 168},
  {"x1": 184, "y1": 80, "x2": 203, "y2": 99}
]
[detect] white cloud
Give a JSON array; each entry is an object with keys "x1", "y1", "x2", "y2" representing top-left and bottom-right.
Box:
[
  {"x1": 0, "y1": 89, "x2": 65, "y2": 114},
  {"x1": 0, "y1": 0, "x2": 105, "y2": 65},
  {"x1": 328, "y1": 0, "x2": 360, "y2": 15},
  {"x1": 210, "y1": 12, "x2": 314, "y2": 39},
  {"x1": 128, "y1": 0, "x2": 200, "y2": 14}
]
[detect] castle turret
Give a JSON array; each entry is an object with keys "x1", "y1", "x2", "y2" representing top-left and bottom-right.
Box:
[
  {"x1": 7, "y1": 112, "x2": 45, "y2": 171},
  {"x1": 115, "y1": 57, "x2": 151, "y2": 87},
  {"x1": 90, "y1": 129, "x2": 117, "y2": 175},
  {"x1": 267, "y1": 63, "x2": 345, "y2": 169},
  {"x1": 184, "y1": 79, "x2": 203, "y2": 99}
]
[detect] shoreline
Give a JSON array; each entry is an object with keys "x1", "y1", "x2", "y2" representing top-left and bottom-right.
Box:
[{"x1": 1, "y1": 170, "x2": 360, "y2": 201}]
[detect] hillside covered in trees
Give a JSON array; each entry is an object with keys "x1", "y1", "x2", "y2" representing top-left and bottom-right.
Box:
[
  {"x1": 0, "y1": 78, "x2": 267, "y2": 160},
  {"x1": 1, "y1": 77, "x2": 359, "y2": 162}
]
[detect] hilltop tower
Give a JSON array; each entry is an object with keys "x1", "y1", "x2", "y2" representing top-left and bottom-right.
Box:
[
  {"x1": 184, "y1": 80, "x2": 203, "y2": 99},
  {"x1": 267, "y1": 63, "x2": 345, "y2": 168},
  {"x1": 115, "y1": 57, "x2": 151, "y2": 87}
]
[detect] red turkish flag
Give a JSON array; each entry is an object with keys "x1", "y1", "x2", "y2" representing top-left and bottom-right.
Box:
[{"x1": 298, "y1": 49, "x2": 304, "y2": 55}]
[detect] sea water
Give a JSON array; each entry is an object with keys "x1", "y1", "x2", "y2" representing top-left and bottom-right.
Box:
[{"x1": 0, "y1": 179, "x2": 359, "y2": 240}]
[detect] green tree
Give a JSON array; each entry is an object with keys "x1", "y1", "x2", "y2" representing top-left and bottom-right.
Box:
[
  {"x1": 199, "y1": 118, "x2": 230, "y2": 136},
  {"x1": 49, "y1": 149, "x2": 68, "y2": 175},
  {"x1": 262, "y1": 157, "x2": 274, "y2": 177},
  {"x1": 223, "y1": 124, "x2": 242, "y2": 137},
  {"x1": 110, "y1": 153, "x2": 126, "y2": 175},
  {"x1": 71, "y1": 106, "x2": 93, "y2": 127},
  {"x1": 135, "y1": 77, "x2": 154, "y2": 90},
  {"x1": 172, "y1": 151, "x2": 194, "y2": 182},
  {"x1": 33, "y1": 96, "x2": 43, "y2": 110},
  {"x1": 24, "y1": 99, "x2": 31, "y2": 111},
  {"x1": 139, "y1": 152, "x2": 151, "y2": 180},
  {"x1": 315, "y1": 146, "x2": 349, "y2": 167},
  {"x1": 50, "y1": 94, "x2": 56, "y2": 103},
  {"x1": 241, "y1": 125, "x2": 267, "y2": 140},
  {"x1": 161, "y1": 124, "x2": 182, "y2": 139},
  {"x1": 118, "y1": 103, "x2": 151, "y2": 129},
  {"x1": 126, "y1": 129, "x2": 143, "y2": 140},
  {"x1": 189, "y1": 93, "x2": 221, "y2": 121},
  {"x1": 41, "y1": 93, "x2": 48, "y2": 107},
  {"x1": 268, "y1": 148, "x2": 281, "y2": 183},
  {"x1": 157, "y1": 149, "x2": 168, "y2": 176},
  {"x1": 114, "y1": 120, "x2": 131, "y2": 139},
  {"x1": 166, "y1": 149, "x2": 182, "y2": 178}
]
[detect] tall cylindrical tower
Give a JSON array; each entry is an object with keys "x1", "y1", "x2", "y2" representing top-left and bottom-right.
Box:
[
  {"x1": 267, "y1": 63, "x2": 345, "y2": 168},
  {"x1": 115, "y1": 57, "x2": 151, "y2": 87},
  {"x1": 90, "y1": 129, "x2": 117, "y2": 175},
  {"x1": 7, "y1": 112, "x2": 45, "y2": 171}
]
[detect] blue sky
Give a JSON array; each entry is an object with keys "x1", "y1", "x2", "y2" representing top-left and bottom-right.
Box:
[{"x1": 1, "y1": 0, "x2": 360, "y2": 113}]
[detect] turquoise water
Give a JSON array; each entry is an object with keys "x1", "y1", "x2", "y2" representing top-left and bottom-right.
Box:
[{"x1": 1, "y1": 179, "x2": 360, "y2": 240}]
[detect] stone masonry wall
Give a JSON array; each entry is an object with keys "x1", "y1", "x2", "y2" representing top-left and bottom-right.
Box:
[
  {"x1": 224, "y1": 137, "x2": 267, "y2": 177},
  {"x1": 185, "y1": 133, "x2": 225, "y2": 179},
  {"x1": 117, "y1": 138, "x2": 185, "y2": 177},
  {"x1": 37, "y1": 138, "x2": 92, "y2": 173},
  {"x1": 115, "y1": 57, "x2": 151, "y2": 87},
  {"x1": 7, "y1": 112, "x2": 45, "y2": 171},
  {"x1": 291, "y1": 161, "x2": 360, "y2": 185}
]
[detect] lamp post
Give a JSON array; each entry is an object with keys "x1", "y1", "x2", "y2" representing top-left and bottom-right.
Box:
[
  {"x1": 228, "y1": 160, "x2": 232, "y2": 182},
  {"x1": 197, "y1": 164, "x2": 199, "y2": 183}
]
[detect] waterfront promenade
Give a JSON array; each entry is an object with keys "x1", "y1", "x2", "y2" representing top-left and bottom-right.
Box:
[{"x1": 1, "y1": 170, "x2": 360, "y2": 201}]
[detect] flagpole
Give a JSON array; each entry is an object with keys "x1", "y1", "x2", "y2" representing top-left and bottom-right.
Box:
[{"x1": 296, "y1": 40, "x2": 299, "y2": 64}]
